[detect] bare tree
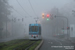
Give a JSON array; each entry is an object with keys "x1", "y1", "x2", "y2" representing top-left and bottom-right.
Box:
[{"x1": 0, "y1": 0, "x2": 11, "y2": 38}]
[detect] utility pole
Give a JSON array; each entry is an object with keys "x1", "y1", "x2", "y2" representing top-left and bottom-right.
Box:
[
  {"x1": 6, "y1": 15, "x2": 7, "y2": 38},
  {"x1": 57, "y1": 20, "x2": 58, "y2": 35},
  {"x1": 34, "y1": 17, "x2": 39, "y2": 24},
  {"x1": 12, "y1": 16, "x2": 13, "y2": 37},
  {"x1": 36, "y1": 20, "x2": 37, "y2": 24},
  {"x1": 63, "y1": 20, "x2": 64, "y2": 34},
  {"x1": 54, "y1": 15, "x2": 69, "y2": 39}
]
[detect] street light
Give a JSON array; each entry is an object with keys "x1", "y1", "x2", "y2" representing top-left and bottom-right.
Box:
[{"x1": 54, "y1": 15, "x2": 69, "y2": 39}]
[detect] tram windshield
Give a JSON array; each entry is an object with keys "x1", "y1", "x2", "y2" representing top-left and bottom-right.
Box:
[{"x1": 29, "y1": 26, "x2": 38, "y2": 32}]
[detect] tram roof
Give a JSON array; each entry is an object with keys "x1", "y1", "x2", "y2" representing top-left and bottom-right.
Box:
[{"x1": 29, "y1": 24, "x2": 41, "y2": 26}]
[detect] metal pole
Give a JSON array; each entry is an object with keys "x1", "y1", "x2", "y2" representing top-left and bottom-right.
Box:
[
  {"x1": 36, "y1": 20, "x2": 37, "y2": 24},
  {"x1": 6, "y1": 17, "x2": 7, "y2": 38},
  {"x1": 52, "y1": 22, "x2": 54, "y2": 36},
  {"x1": 56, "y1": 16, "x2": 69, "y2": 39},
  {"x1": 57, "y1": 20, "x2": 58, "y2": 35},
  {"x1": 67, "y1": 18, "x2": 69, "y2": 39},
  {"x1": 62, "y1": 19, "x2": 64, "y2": 34},
  {"x1": 12, "y1": 16, "x2": 13, "y2": 37},
  {"x1": 34, "y1": 17, "x2": 39, "y2": 24},
  {"x1": 63, "y1": 16, "x2": 68, "y2": 39}
]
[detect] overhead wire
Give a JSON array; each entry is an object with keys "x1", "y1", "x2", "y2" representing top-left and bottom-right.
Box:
[
  {"x1": 16, "y1": 0, "x2": 31, "y2": 17},
  {"x1": 12, "y1": 7, "x2": 24, "y2": 17},
  {"x1": 28, "y1": 0, "x2": 38, "y2": 17},
  {"x1": 12, "y1": 7, "x2": 30, "y2": 18}
]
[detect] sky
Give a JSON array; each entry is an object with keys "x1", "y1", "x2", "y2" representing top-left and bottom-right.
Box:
[
  {"x1": 8, "y1": 0, "x2": 75, "y2": 30},
  {"x1": 8, "y1": 0, "x2": 71, "y2": 19}
]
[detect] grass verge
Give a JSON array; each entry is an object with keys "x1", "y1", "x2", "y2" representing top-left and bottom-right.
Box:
[
  {"x1": 15, "y1": 41, "x2": 35, "y2": 50},
  {"x1": 0, "y1": 39, "x2": 29, "y2": 50},
  {"x1": 28, "y1": 40, "x2": 41, "y2": 50}
]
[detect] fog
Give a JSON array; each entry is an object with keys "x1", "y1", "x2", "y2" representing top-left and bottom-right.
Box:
[{"x1": 0, "y1": 0, "x2": 75, "y2": 42}]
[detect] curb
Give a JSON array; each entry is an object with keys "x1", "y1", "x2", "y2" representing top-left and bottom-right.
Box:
[{"x1": 35, "y1": 39, "x2": 43, "y2": 50}]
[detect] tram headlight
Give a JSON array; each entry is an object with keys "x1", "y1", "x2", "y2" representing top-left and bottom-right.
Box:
[
  {"x1": 36, "y1": 35, "x2": 38, "y2": 37},
  {"x1": 31, "y1": 35, "x2": 33, "y2": 37}
]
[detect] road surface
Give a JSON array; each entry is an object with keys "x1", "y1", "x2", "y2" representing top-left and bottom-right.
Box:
[{"x1": 39, "y1": 37, "x2": 75, "y2": 50}]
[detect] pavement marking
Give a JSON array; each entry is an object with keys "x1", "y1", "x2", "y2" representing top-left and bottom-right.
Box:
[
  {"x1": 60, "y1": 39, "x2": 70, "y2": 43},
  {"x1": 55, "y1": 39, "x2": 62, "y2": 45},
  {"x1": 51, "y1": 42, "x2": 53, "y2": 44},
  {"x1": 48, "y1": 42, "x2": 53, "y2": 44},
  {"x1": 48, "y1": 42, "x2": 50, "y2": 43},
  {"x1": 61, "y1": 40, "x2": 64, "y2": 41},
  {"x1": 60, "y1": 43, "x2": 62, "y2": 45}
]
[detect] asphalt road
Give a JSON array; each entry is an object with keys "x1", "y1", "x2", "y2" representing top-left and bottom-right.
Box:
[{"x1": 39, "y1": 37, "x2": 75, "y2": 50}]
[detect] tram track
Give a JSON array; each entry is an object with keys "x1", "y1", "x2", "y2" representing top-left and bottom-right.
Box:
[
  {"x1": 0, "y1": 39, "x2": 41, "y2": 50},
  {"x1": 0, "y1": 39, "x2": 28, "y2": 48},
  {"x1": 13, "y1": 41, "x2": 37, "y2": 50},
  {"x1": 25, "y1": 41, "x2": 37, "y2": 50}
]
